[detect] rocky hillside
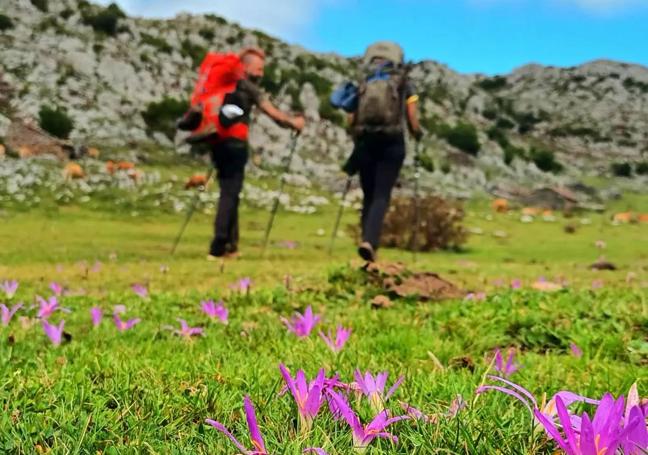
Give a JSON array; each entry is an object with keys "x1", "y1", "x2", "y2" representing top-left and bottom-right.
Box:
[{"x1": 1, "y1": 0, "x2": 647, "y2": 197}]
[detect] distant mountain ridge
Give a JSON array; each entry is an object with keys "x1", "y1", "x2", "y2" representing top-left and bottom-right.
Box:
[{"x1": 1, "y1": 0, "x2": 647, "y2": 195}]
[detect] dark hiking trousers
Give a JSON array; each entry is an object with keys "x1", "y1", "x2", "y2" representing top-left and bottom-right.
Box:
[
  {"x1": 210, "y1": 139, "x2": 248, "y2": 256},
  {"x1": 356, "y1": 133, "x2": 406, "y2": 250}
]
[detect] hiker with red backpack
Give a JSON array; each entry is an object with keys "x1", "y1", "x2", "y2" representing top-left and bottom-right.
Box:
[
  {"x1": 331, "y1": 41, "x2": 422, "y2": 262},
  {"x1": 178, "y1": 47, "x2": 305, "y2": 259}
]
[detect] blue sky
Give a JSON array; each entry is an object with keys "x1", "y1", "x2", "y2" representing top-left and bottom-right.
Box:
[{"x1": 102, "y1": 0, "x2": 648, "y2": 74}]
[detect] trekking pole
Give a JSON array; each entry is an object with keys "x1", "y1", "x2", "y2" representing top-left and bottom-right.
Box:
[
  {"x1": 170, "y1": 166, "x2": 215, "y2": 255},
  {"x1": 328, "y1": 175, "x2": 353, "y2": 256},
  {"x1": 410, "y1": 140, "x2": 422, "y2": 263},
  {"x1": 261, "y1": 133, "x2": 300, "y2": 256}
]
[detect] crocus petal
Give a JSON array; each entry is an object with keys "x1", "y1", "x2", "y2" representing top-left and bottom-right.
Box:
[
  {"x1": 486, "y1": 375, "x2": 538, "y2": 408},
  {"x1": 244, "y1": 396, "x2": 266, "y2": 453},
  {"x1": 385, "y1": 375, "x2": 405, "y2": 401},
  {"x1": 327, "y1": 390, "x2": 364, "y2": 441},
  {"x1": 620, "y1": 407, "x2": 648, "y2": 454},
  {"x1": 205, "y1": 419, "x2": 250, "y2": 454},
  {"x1": 555, "y1": 396, "x2": 579, "y2": 454},
  {"x1": 476, "y1": 385, "x2": 534, "y2": 414},
  {"x1": 303, "y1": 449, "x2": 329, "y2": 455},
  {"x1": 533, "y1": 408, "x2": 571, "y2": 452}
]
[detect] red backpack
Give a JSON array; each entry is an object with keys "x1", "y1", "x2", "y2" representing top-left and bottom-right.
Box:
[{"x1": 180, "y1": 52, "x2": 249, "y2": 143}]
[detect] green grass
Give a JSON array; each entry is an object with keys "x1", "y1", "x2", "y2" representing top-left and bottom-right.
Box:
[{"x1": 0, "y1": 195, "x2": 646, "y2": 453}]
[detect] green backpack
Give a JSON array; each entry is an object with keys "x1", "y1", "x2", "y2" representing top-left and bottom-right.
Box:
[{"x1": 354, "y1": 41, "x2": 408, "y2": 136}]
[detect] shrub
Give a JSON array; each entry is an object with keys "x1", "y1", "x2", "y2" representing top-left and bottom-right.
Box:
[
  {"x1": 31, "y1": 0, "x2": 48, "y2": 12},
  {"x1": 181, "y1": 39, "x2": 206, "y2": 68},
  {"x1": 39, "y1": 105, "x2": 74, "y2": 139},
  {"x1": 416, "y1": 153, "x2": 435, "y2": 173},
  {"x1": 487, "y1": 126, "x2": 508, "y2": 148},
  {"x1": 0, "y1": 14, "x2": 13, "y2": 31},
  {"x1": 318, "y1": 97, "x2": 344, "y2": 127},
  {"x1": 611, "y1": 162, "x2": 632, "y2": 177},
  {"x1": 59, "y1": 8, "x2": 74, "y2": 20},
  {"x1": 141, "y1": 33, "x2": 173, "y2": 54},
  {"x1": 198, "y1": 28, "x2": 215, "y2": 42},
  {"x1": 445, "y1": 122, "x2": 480, "y2": 156},
  {"x1": 496, "y1": 117, "x2": 515, "y2": 130},
  {"x1": 381, "y1": 196, "x2": 467, "y2": 252},
  {"x1": 83, "y1": 3, "x2": 125, "y2": 36},
  {"x1": 530, "y1": 147, "x2": 563, "y2": 173},
  {"x1": 503, "y1": 144, "x2": 526, "y2": 166},
  {"x1": 142, "y1": 97, "x2": 188, "y2": 140},
  {"x1": 260, "y1": 63, "x2": 281, "y2": 96},
  {"x1": 477, "y1": 76, "x2": 508, "y2": 91},
  {"x1": 636, "y1": 161, "x2": 648, "y2": 175}
]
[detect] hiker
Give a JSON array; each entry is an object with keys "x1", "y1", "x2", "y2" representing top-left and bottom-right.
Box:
[
  {"x1": 181, "y1": 47, "x2": 305, "y2": 259},
  {"x1": 344, "y1": 41, "x2": 422, "y2": 262}
]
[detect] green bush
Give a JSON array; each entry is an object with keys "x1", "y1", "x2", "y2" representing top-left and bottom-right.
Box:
[
  {"x1": 530, "y1": 147, "x2": 563, "y2": 173},
  {"x1": 181, "y1": 39, "x2": 206, "y2": 68},
  {"x1": 445, "y1": 122, "x2": 480, "y2": 156},
  {"x1": 199, "y1": 28, "x2": 215, "y2": 42},
  {"x1": 477, "y1": 76, "x2": 508, "y2": 91},
  {"x1": 142, "y1": 97, "x2": 188, "y2": 140},
  {"x1": 59, "y1": 8, "x2": 74, "y2": 20},
  {"x1": 611, "y1": 162, "x2": 632, "y2": 177},
  {"x1": 38, "y1": 106, "x2": 74, "y2": 139},
  {"x1": 0, "y1": 14, "x2": 14, "y2": 31},
  {"x1": 319, "y1": 97, "x2": 344, "y2": 127},
  {"x1": 496, "y1": 117, "x2": 515, "y2": 130},
  {"x1": 487, "y1": 126, "x2": 509, "y2": 148},
  {"x1": 82, "y1": 3, "x2": 125, "y2": 36},
  {"x1": 140, "y1": 33, "x2": 172, "y2": 54},
  {"x1": 31, "y1": 0, "x2": 48, "y2": 12},
  {"x1": 503, "y1": 144, "x2": 526, "y2": 166},
  {"x1": 416, "y1": 153, "x2": 435, "y2": 173},
  {"x1": 636, "y1": 161, "x2": 648, "y2": 175},
  {"x1": 260, "y1": 63, "x2": 281, "y2": 96}
]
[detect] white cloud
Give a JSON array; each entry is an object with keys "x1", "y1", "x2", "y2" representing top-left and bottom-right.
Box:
[{"x1": 98, "y1": 0, "x2": 329, "y2": 40}]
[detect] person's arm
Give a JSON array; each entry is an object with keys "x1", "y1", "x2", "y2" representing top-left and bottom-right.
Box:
[
  {"x1": 258, "y1": 99, "x2": 305, "y2": 132},
  {"x1": 406, "y1": 95, "x2": 422, "y2": 140}
]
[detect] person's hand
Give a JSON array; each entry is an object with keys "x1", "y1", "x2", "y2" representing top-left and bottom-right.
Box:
[
  {"x1": 291, "y1": 115, "x2": 305, "y2": 132},
  {"x1": 412, "y1": 128, "x2": 423, "y2": 142}
]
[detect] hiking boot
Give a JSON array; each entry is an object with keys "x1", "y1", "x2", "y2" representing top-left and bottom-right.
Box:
[
  {"x1": 206, "y1": 254, "x2": 222, "y2": 262},
  {"x1": 357, "y1": 242, "x2": 376, "y2": 262},
  {"x1": 224, "y1": 251, "x2": 242, "y2": 260}
]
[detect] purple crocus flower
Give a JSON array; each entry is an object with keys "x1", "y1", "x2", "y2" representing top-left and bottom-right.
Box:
[
  {"x1": 279, "y1": 364, "x2": 326, "y2": 433},
  {"x1": 37, "y1": 296, "x2": 60, "y2": 319},
  {"x1": 493, "y1": 348, "x2": 520, "y2": 377},
  {"x1": 534, "y1": 393, "x2": 647, "y2": 455},
  {"x1": 42, "y1": 320, "x2": 65, "y2": 346},
  {"x1": 327, "y1": 390, "x2": 408, "y2": 449},
  {"x1": 511, "y1": 279, "x2": 522, "y2": 290},
  {"x1": 113, "y1": 314, "x2": 141, "y2": 332},
  {"x1": 476, "y1": 375, "x2": 600, "y2": 430},
  {"x1": 237, "y1": 277, "x2": 252, "y2": 294},
  {"x1": 319, "y1": 326, "x2": 351, "y2": 353},
  {"x1": 90, "y1": 307, "x2": 103, "y2": 327},
  {"x1": 205, "y1": 395, "x2": 268, "y2": 455},
  {"x1": 91, "y1": 261, "x2": 103, "y2": 273},
  {"x1": 570, "y1": 343, "x2": 583, "y2": 358},
  {"x1": 400, "y1": 402, "x2": 437, "y2": 424},
  {"x1": 447, "y1": 394, "x2": 467, "y2": 418},
  {"x1": 465, "y1": 292, "x2": 486, "y2": 302},
  {"x1": 303, "y1": 450, "x2": 328, "y2": 455},
  {"x1": 131, "y1": 283, "x2": 148, "y2": 299},
  {"x1": 174, "y1": 319, "x2": 204, "y2": 338},
  {"x1": 49, "y1": 282, "x2": 63, "y2": 296},
  {"x1": 1, "y1": 280, "x2": 18, "y2": 299},
  {"x1": 1, "y1": 303, "x2": 22, "y2": 326},
  {"x1": 353, "y1": 370, "x2": 404, "y2": 413},
  {"x1": 113, "y1": 305, "x2": 127, "y2": 315},
  {"x1": 281, "y1": 306, "x2": 320, "y2": 338},
  {"x1": 201, "y1": 300, "x2": 228, "y2": 324}
]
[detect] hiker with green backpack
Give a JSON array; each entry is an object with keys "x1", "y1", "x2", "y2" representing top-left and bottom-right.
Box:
[{"x1": 332, "y1": 41, "x2": 423, "y2": 262}]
